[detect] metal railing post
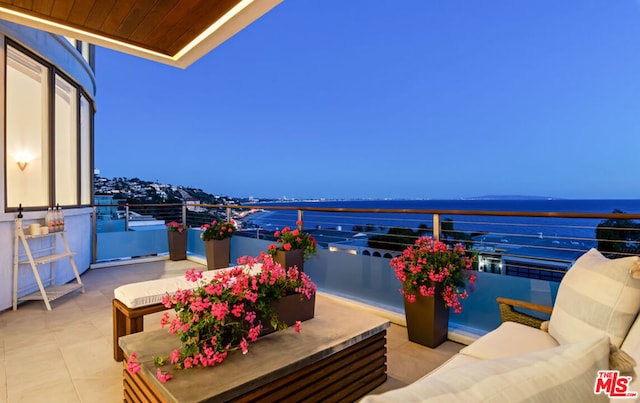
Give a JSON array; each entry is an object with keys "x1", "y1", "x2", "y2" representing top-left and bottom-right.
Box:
[
  {"x1": 433, "y1": 213, "x2": 440, "y2": 242},
  {"x1": 125, "y1": 204, "x2": 129, "y2": 232},
  {"x1": 182, "y1": 204, "x2": 187, "y2": 225},
  {"x1": 91, "y1": 206, "x2": 97, "y2": 264},
  {"x1": 226, "y1": 207, "x2": 232, "y2": 223},
  {"x1": 298, "y1": 210, "x2": 304, "y2": 229}
]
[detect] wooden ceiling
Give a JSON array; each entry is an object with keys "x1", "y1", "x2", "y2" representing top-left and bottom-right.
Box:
[{"x1": 0, "y1": 0, "x2": 282, "y2": 68}]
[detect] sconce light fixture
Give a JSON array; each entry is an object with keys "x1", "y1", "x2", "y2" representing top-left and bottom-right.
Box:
[{"x1": 17, "y1": 161, "x2": 28, "y2": 171}]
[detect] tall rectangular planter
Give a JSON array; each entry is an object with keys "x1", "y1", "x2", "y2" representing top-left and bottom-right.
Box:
[
  {"x1": 205, "y1": 238, "x2": 230, "y2": 270},
  {"x1": 404, "y1": 293, "x2": 449, "y2": 348},
  {"x1": 274, "y1": 249, "x2": 305, "y2": 271},
  {"x1": 167, "y1": 231, "x2": 188, "y2": 261},
  {"x1": 260, "y1": 293, "x2": 316, "y2": 336}
]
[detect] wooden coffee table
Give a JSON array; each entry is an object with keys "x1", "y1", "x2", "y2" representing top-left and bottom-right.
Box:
[{"x1": 119, "y1": 296, "x2": 390, "y2": 402}]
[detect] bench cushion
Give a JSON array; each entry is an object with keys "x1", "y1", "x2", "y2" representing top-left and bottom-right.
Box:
[{"x1": 114, "y1": 264, "x2": 262, "y2": 309}]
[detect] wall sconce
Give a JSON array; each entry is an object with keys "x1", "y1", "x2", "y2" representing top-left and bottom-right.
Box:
[{"x1": 14, "y1": 151, "x2": 33, "y2": 172}]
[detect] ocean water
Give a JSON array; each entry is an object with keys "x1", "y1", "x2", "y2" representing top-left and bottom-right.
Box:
[{"x1": 247, "y1": 199, "x2": 640, "y2": 242}]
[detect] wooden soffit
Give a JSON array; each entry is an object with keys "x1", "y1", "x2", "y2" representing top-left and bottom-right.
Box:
[{"x1": 0, "y1": 0, "x2": 282, "y2": 68}]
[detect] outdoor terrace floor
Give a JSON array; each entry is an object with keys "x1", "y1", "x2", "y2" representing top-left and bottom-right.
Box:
[{"x1": 0, "y1": 259, "x2": 462, "y2": 402}]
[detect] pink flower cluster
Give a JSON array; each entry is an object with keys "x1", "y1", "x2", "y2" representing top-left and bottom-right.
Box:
[
  {"x1": 199, "y1": 219, "x2": 238, "y2": 241},
  {"x1": 166, "y1": 221, "x2": 188, "y2": 233},
  {"x1": 390, "y1": 236, "x2": 476, "y2": 314},
  {"x1": 267, "y1": 221, "x2": 318, "y2": 260},
  {"x1": 131, "y1": 253, "x2": 317, "y2": 382}
]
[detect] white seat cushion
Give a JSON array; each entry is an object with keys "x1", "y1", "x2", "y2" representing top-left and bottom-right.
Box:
[
  {"x1": 424, "y1": 353, "x2": 480, "y2": 378},
  {"x1": 548, "y1": 248, "x2": 640, "y2": 347},
  {"x1": 361, "y1": 334, "x2": 610, "y2": 403},
  {"x1": 114, "y1": 264, "x2": 262, "y2": 308},
  {"x1": 459, "y1": 321, "x2": 559, "y2": 360}
]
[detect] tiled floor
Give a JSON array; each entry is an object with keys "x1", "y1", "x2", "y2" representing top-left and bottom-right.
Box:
[{"x1": 0, "y1": 259, "x2": 462, "y2": 402}]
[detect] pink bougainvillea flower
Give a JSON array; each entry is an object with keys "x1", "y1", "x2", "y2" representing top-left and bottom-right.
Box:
[
  {"x1": 160, "y1": 312, "x2": 170, "y2": 328},
  {"x1": 126, "y1": 352, "x2": 141, "y2": 375},
  {"x1": 170, "y1": 349, "x2": 180, "y2": 365},
  {"x1": 155, "y1": 253, "x2": 317, "y2": 373},
  {"x1": 245, "y1": 311, "x2": 256, "y2": 323},
  {"x1": 295, "y1": 321, "x2": 302, "y2": 333},
  {"x1": 391, "y1": 236, "x2": 476, "y2": 313},
  {"x1": 185, "y1": 268, "x2": 203, "y2": 282},
  {"x1": 157, "y1": 368, "x2": 173, "y2": 383},
  {"x1": 266, "y1": 223, "x2": 318, "y2": 260},
  {"x1": 240, "y1": 338, "x2": 249, "y2": 354},
  {"x1": 161, "y1": 292, "x2": 173, "y2": 308}
]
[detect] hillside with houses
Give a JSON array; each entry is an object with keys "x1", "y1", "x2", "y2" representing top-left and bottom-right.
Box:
[{"x1": 94, "y1": 174, "x2": 253, "y2": 206}]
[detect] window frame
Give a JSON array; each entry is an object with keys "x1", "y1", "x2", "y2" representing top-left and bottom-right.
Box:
[{"x1": 4, "y1": 39, "x2": 95, "y2": 212}]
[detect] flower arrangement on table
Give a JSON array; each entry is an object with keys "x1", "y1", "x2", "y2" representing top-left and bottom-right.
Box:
[
  {"x1": 267, "y1": 221, "x2": 318, "y2": 260},
  {"x1": 390, "y1": 236, "x2": 476, "y2": 313},
  {"x1": 200, "y1": 219, "x2": 237, "y2": 241},
  {"x1": 166, "y1": 221, "x2": 188, "y2": 232},
  {"x1": 125, "y1": 253, "x2": 316, "y2": 382}
]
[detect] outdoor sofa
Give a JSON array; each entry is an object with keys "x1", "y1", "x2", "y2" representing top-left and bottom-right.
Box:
[{"x1": 362, "y1": 248, "x2": 640, "y2": 402}]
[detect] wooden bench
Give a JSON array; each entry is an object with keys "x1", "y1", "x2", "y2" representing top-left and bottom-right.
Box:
[{"x1": 112, "y1": 265, "x2": 261, "y2": 361}]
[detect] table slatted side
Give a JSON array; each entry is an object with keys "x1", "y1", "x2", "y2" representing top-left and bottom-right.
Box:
[
  {"x1": 123, "y1": 360, "x2": 167, "y2": 403},
  {"x1": 234, "y1": 330, "x2": 387, "y2": 402}
]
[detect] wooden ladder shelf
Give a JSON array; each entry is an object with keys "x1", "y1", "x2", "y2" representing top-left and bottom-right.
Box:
[{"x1": 13, "y1": 217, "x2": 85, "y2": 311}]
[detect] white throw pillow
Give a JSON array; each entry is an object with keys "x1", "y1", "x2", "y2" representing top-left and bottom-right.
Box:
[
  {"x1": 360, "y1": 335, "x2": 611, "y2": 402},
  {"x1": 548, "y1": 248, "x2": 640, "y2": 347}
]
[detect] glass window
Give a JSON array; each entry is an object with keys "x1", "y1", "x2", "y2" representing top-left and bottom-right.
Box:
[
  {"x1": 5, "y1": 43, "x2": 94, "y2": 210},
  {"x1": 64, "y1": 37, "x2": 77, "y2": 47},
  {"x1": 80, "y1": 95, "x2": 92, "y2": 205},
  {"x1": 81, "y1": 41, "x2": 90, "y2": 63},
  {"x1": 6, "y1": 46, "x2": 50, "y2": 208},
  {"x1": 55, "y1": 74, "x2": 78, "y2": 205}
]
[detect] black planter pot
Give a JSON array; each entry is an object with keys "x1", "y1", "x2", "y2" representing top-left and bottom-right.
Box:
[{"x1": 403, "y1": 291, "x2": 449, "y2": 348}]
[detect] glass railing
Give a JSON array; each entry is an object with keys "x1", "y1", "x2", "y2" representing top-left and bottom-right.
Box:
[{"x1": 92, "y1": 202, "x2": 640, "y2": 336}]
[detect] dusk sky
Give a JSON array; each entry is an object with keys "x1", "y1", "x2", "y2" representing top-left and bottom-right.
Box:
[{"x1": 94, "y1": 1, "x2": 640, "y2": 200}]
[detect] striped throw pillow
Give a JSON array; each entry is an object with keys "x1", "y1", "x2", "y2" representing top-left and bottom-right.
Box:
[{"x1": 548, "y1": 248, "x2": 640, "y2": 347}]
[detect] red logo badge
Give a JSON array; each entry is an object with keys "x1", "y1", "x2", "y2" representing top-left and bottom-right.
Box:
[{"x1": 594, "y1": 370, "x2": 638, "y2": 398}]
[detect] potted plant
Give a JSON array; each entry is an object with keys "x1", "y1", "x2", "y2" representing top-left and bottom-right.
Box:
[
  {"x1": 166, "y1": 221, "x2": 189, "y2": 261},
  {"x1": 390, "y1": 236, "x2": 476, "y2": 348},
  {"x1": 267, "y1": 220, "x2": 318, "y2": 271},
  {"x1": 200, "y1": 219, "x2": 237, "y2": 270},
  {"x1": 125, "y1": 253, "x2": 317, "y2": 383}
]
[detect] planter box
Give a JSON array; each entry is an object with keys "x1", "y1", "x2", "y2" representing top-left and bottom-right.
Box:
[
  {"x1": 205, "y1": 238, "x2": 230, "y2": 270},
  {"x1": 404, "y1": 293, "x2": 449, "y2": 348},
  {"x1": 261, "y1": 293, "x2": 316, "y2": 336},
  {"x1": 167, "y1": 231, "x2": 187, "y2": 261},
  {"x1": 274, "y1": 249, "x2": 305, "y2": 271}
]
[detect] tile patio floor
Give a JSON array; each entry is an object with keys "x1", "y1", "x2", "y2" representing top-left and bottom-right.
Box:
[{"x1": 0, "y1": 259, "x2": 462, "y2": 402}]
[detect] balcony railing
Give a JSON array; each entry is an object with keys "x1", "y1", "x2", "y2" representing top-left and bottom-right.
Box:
[{"x1": 91, "y1": 202, "x2": 640, "y2": 338}]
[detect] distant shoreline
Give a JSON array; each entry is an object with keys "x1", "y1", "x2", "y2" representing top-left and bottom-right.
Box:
[{"x1": 249, "y1": 196, "x2": 640, "y2": 204}]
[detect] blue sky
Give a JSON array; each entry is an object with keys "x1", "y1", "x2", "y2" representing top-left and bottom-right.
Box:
[{"x1": 94, "y1": 0, "x2": 640, "y2": 200}]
